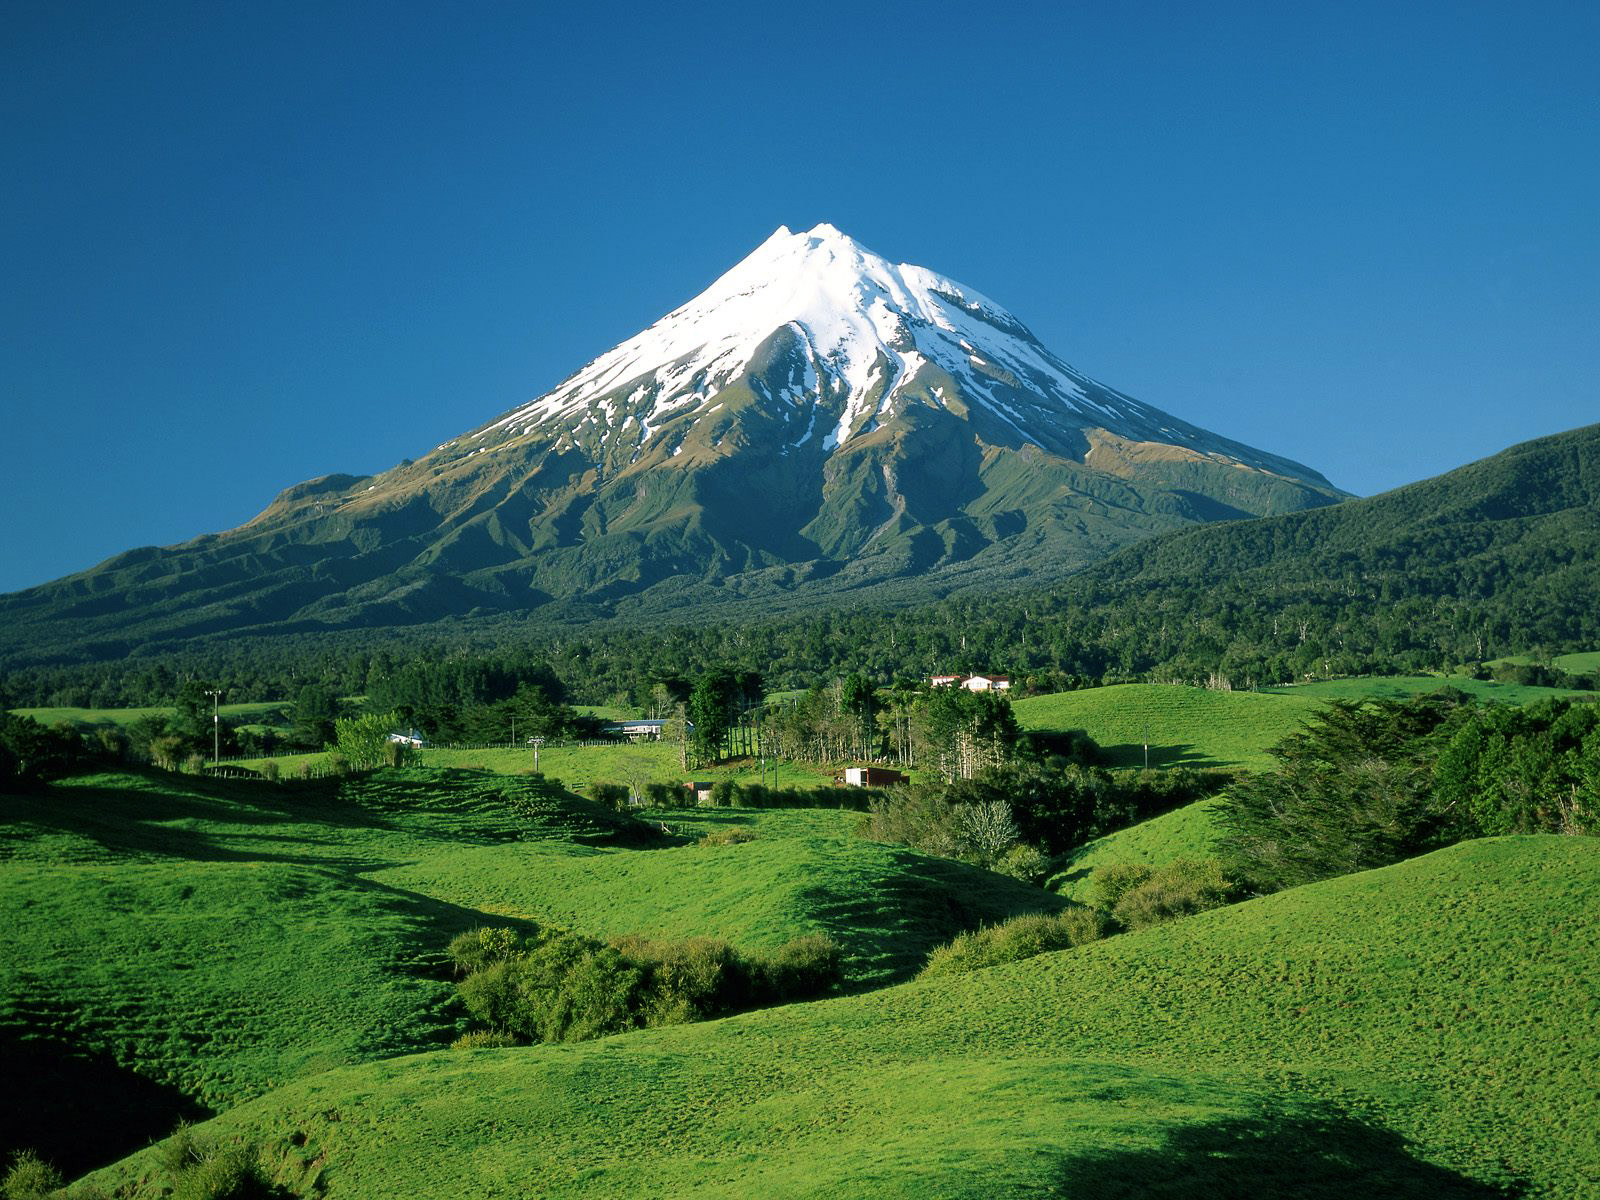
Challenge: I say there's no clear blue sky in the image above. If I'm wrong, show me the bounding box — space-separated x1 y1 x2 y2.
3 1 1596 594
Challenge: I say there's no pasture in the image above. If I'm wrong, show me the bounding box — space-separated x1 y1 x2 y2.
76 835 1600 1199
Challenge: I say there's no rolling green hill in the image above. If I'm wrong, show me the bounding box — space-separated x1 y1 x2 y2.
79 835 1600 1199
0 767 1057 1176
1045 798 1224 902
1012 683 1323 771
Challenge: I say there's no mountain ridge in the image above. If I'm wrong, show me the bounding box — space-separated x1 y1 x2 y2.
0 224 1346 662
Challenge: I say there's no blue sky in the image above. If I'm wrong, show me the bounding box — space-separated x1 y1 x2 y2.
3 1 1596 594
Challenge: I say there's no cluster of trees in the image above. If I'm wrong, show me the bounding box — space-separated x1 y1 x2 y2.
1215 691 1599 892
448 923 843 1047
861 756 1228 881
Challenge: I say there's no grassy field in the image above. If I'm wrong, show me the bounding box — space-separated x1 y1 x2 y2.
1013 676 1595 773
1012 684 1324 771
13 701 289 729
1263 675 1596 705
234 741 863 792
0 767 1053 1178
78 834 1600 1199
1045 798 1224 902
1486 649 1600 674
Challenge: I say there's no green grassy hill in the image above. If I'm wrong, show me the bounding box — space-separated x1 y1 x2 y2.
0 767 1055 1177
81 835 1600 1199
1045 798 1224 902
1013 683 1323 771
1013 676 1592 773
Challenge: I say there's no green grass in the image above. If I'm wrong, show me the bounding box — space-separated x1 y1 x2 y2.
1263 674 1595 705
241 742 863 790
1 766 1053 1177
12 701 289 729
1013 684 1324 771
1045 798 1225 902
81 835 1600 1198
1485 649 1600 674
1014 676 1596 773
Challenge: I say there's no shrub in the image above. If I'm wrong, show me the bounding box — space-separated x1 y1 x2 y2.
170 1143 277 1200
698 826 758 847
452 1029 519 1049
2 1150 62 1200
447 925 525 976
332 712 402 770
588 782 630 812
755 933 845 1002
1090 862 1154 912
184 752 207 775
995 842 1050 884
325 752 353 778
918 908 1103 980
1110 858 1238 931
259 759 280 782
623 936 747 1024
158 1125 279 1200
643 781 677 807
709 780 739 807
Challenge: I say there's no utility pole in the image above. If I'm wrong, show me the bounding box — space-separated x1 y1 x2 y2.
530 736 544 775
205 689 224 765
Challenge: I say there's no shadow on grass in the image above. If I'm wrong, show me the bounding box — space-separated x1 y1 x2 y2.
0 1023 209 1179
3 767 664 869
1098 741 1228 770
796 847 1068 988
1050 1108 1520 1199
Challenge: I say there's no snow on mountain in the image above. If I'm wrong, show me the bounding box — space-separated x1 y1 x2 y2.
450 223 1316 482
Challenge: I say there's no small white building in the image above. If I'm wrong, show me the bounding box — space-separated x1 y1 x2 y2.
387 729 429 748
929 674 1012 692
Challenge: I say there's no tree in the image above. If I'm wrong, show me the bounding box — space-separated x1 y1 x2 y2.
689 669 742 765
334 711 409 770
290 683 338 749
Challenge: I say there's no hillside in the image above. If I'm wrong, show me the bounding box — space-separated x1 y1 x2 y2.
80 836 1600 1198
1046 798 1224 902
0 768 1057 1176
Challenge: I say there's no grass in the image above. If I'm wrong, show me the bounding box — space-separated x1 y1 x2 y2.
0 766 1054 1177
1045 798 1225 902
1014 676 1595 773
79 835 1600 1198
235 741 863 791
1013 684 1323 771
1485 649 1600 674
1263 675 1596 705
13 701 288 729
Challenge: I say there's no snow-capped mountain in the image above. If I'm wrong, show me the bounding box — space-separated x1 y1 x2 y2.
1 224 1345 653
445 222 1321 482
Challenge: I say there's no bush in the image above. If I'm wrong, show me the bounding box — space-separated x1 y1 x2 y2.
709 780 739 807
1109 858 1237 931
588 782 630 812
698 826 758 847
643 781 677 807
452 1029 519 1049
995 842 1050 884
446 925 525 976
918 908 1103 980
452 927 844 1046
755 933 845 1001
259 759 280 782
158 1124 280 1200
2 1150 62 1199
1090 863 1154 912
